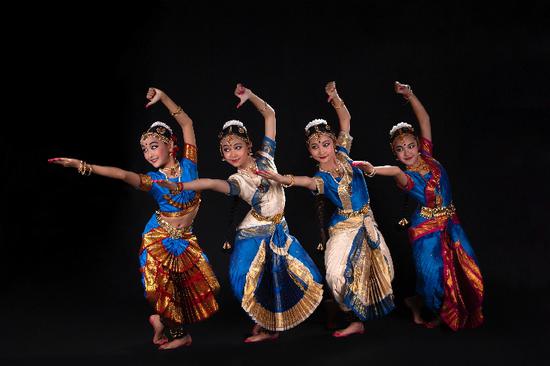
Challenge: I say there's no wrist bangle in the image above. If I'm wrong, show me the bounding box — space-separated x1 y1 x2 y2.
257 101 268 112
78 160 93 176
171 105 183 117
281 174 295 188
365 167 376 178
170 182 184 195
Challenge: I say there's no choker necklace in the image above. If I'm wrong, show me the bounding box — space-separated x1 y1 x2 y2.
160 161 181 179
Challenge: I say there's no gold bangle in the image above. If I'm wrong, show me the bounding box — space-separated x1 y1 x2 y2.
171 105 183 117
170 182 184 195
257 101 268 112
365 167 376 178
281 174 295 188
78 160 93 176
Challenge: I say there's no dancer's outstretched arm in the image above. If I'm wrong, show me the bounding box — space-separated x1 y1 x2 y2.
155 178 231 195
352 160 409 187
395 81 431 141
255 170 317 191
146 87 196 146
234 83 276 140
326 81 351 134
48 157 142 188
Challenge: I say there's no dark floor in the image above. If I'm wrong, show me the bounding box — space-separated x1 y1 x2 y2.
1 287 547 366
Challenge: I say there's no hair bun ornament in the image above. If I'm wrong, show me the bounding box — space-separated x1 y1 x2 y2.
389 122 414 138
222 120 247 131
305 118 328 132
150 121 173 135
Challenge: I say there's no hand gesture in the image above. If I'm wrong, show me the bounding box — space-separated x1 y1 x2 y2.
234 83 251 108
325 81 339 103
394 81 413 99
145 87 165 108
351 160 375 174
255 169 284 183
48 157 80 169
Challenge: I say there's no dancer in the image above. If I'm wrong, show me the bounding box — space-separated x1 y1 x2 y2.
257 81 395 338
353 81 484 330
49 87 220 349
157 83 324 343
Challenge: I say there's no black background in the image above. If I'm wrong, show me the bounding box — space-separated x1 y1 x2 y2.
3 1 549 365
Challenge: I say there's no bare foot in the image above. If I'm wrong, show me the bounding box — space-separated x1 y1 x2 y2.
244 332 279 343
404 296 425 325
424 316 441 329
148 314 168 345
251 324 262 335
158 334 192 350
332 322 365 338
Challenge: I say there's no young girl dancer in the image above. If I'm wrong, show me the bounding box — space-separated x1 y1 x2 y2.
49 88 220 349
158 84 323 343
257 81 395 337
353 81 484 330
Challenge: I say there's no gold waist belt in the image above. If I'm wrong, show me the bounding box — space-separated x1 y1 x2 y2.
155 211 192 239
159 210 187 217
419 203 456 219
250 210 284 224
337 203 370 218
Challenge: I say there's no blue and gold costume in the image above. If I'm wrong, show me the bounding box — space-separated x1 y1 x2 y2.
399 137 483 330
226 136 323 331
138 143 219 332
312 132 395 321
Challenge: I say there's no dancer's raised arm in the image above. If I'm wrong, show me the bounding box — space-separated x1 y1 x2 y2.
326 81 350 135
234 83 276 140
146 87 196 146
395 81 431 141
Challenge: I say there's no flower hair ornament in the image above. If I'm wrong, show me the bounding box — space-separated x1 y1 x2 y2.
218 119 252 157
222 119 247 132
140 121 174 145
305 118 336 143
389 122 415 143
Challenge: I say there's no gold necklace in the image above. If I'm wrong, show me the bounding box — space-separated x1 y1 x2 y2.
160 161 181 178
320 160 352 195
319 160 344 179
239 158 269 192
238 158 257 178
407 156 430 174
